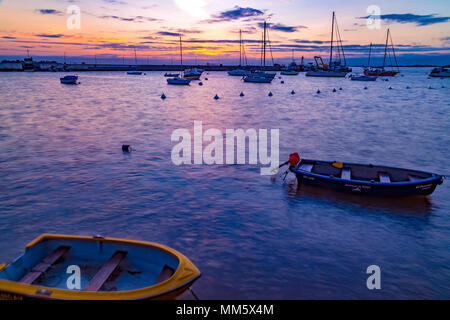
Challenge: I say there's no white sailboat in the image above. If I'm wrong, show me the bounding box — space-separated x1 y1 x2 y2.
228 30 249 76
306 12 350 77
244 21 275 83
127 47 143 75
167 37 191 85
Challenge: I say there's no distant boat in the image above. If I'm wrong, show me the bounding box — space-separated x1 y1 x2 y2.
306 12 350 77
280 70 299 75
242 76 273 83
285 156 443 197
183 68 202 80
167 77 191 85
60 75 78 84
429 66 450 78
127 47 142 75
228 30 249 76
0 234 201 300
243 21 274 83
164 72 179 77
349 74 377 81
364 30 399 77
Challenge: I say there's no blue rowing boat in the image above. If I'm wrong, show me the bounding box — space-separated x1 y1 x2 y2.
284 155 443 197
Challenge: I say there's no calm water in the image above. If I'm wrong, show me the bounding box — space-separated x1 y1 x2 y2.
0 68 449 299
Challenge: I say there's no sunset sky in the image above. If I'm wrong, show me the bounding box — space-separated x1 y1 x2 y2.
0 0 449 65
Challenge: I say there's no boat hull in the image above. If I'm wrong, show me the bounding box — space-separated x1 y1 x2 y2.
243 76 272 83
305 70 348 77
364 70 398 77
291 160 443 197
350 75 377 81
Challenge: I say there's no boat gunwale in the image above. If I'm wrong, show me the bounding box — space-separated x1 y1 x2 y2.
0 234 201 300
291 159 443 186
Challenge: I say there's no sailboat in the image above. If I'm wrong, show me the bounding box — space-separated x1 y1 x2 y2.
349 43 377 81
306 12 350 77
127 47 143 75
228 30 249 76
244 21 275 83
364 29 399 76
281 50 300 75
167 37 191 85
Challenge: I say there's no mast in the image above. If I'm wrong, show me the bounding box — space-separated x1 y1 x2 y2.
134 47 137 66
179 36 183 69
329 11 335 65
263 21 267 69
238 29 241 66
367 42 372 67
383 29 389 68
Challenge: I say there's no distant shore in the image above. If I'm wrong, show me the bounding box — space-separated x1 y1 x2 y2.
0 60 442 72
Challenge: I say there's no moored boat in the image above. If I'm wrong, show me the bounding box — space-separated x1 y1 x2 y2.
0 234 201 300
243 75 273 83
164 73 179 77
429 66 450 78
228 69 248 76
127 71 142 75
280 70 299 75
282 154 443 197
167 77 191 85
60 75 78 84
363 30 399 77
349 74 377 81
305 69 347 77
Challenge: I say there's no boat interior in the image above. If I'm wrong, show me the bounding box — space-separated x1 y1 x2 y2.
0 238 179 292
297 160 433 183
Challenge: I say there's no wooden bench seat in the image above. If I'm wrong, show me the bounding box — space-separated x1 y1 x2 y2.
84 251 127 292
299 163 314 172
341 167 351 180
20 246 70 284
408 175 422 182
378 172 391 183
156 264 175 284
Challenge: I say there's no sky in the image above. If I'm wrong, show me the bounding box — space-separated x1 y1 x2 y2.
0 0 449 65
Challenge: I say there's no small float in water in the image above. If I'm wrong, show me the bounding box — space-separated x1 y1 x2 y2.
280 153 443 197
0 234 201 300
60 75 78 84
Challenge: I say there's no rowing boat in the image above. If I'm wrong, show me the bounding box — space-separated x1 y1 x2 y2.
288 158 443 197
0 234 200 300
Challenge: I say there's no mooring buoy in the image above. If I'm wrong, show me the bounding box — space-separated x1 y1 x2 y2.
281 80 284 84
291 90 295 95
205 77 208 80
316 89 321 94
240 92 244 97
268 91 273 97
339 87 342 90
214 94 219 100
199 82 203 86
389 86 393 90
364 87 368 90
406 86 410 89
161 93 166 99
332 88 336 92
122 145 132 152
